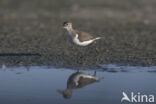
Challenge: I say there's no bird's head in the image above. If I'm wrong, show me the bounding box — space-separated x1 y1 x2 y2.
63 21 72 30
57 89 72 99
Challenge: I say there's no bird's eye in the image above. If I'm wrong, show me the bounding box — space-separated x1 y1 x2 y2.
63 21 68 26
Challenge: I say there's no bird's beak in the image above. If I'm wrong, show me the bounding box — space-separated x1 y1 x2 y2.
57 90 64 94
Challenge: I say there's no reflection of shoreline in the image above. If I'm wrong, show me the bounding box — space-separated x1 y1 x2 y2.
1 64 7 72
0 64 30 73
58 71 100 99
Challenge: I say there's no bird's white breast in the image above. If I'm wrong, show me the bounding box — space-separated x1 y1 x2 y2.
73 34 94 46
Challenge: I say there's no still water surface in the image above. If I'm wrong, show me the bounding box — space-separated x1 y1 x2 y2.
0 64 156 104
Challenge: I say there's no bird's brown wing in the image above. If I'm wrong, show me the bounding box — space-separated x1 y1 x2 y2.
75 30 95 42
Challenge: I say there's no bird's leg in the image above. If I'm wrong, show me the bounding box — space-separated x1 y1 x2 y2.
93 41 100 65
76 68 80 72
93 71 96 76
94 41 96 45
93 41 99 52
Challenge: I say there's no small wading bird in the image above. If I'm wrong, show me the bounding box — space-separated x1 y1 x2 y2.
57 71 100 99
63 21 102 47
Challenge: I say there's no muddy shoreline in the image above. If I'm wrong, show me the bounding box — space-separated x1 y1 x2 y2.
0 0 156 68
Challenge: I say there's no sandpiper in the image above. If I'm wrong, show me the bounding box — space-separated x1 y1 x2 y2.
58 71 100 99
63 21 101 46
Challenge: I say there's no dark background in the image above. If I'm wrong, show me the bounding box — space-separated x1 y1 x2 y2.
0 0 156 67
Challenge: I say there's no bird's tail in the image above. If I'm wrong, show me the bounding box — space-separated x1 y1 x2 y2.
95 37 101 40
95 37 104 40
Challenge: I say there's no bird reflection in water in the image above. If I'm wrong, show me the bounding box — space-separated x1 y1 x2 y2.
58 71 101 99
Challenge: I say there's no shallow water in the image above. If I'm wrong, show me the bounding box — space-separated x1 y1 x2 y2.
0 65 156 104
